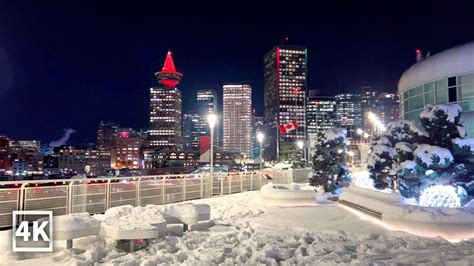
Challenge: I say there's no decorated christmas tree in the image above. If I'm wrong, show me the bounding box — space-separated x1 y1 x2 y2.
309 128 351 193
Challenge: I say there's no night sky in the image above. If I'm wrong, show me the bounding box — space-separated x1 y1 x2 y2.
1 1 474 145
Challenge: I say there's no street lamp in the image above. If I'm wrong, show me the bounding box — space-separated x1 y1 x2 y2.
207 113 217 177
297 140 304 161
257 132 264 170
356 128 363 143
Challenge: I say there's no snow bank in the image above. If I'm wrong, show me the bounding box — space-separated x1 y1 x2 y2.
420 104 462 123
54 213 100 232
96 205 166 230
414 144 453 168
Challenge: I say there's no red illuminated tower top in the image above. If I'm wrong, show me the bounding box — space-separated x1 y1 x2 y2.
155 51 183 87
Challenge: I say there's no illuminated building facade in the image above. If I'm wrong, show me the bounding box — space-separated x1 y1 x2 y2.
223 84 252 157
97 121 118 150
112 129 145 169
335 93 363 139
264 45 307 160
306 93 337 136
149 51 183 150
196 89 220 149
0 136 11 175
182 113 200 152
56 146 111 176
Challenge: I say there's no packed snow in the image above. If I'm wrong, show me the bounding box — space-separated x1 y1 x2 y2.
95 205 166 230
53 213 101 232
2 189 474 265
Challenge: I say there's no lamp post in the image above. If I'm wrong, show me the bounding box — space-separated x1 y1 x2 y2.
297 140 304 162
257 132 264 170
207 113 217 177
356 128 363 143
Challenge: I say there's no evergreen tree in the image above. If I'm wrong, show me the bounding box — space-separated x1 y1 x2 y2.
309 128 351 193
369 103 474 205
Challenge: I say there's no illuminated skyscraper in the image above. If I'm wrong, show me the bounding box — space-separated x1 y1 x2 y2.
335 93 362 139
264 44 307 160
306 92 337 136
196 89 220 149
223 84 252 157
149 51 183 150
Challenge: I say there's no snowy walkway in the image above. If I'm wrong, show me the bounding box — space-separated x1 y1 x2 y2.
2 191 474 265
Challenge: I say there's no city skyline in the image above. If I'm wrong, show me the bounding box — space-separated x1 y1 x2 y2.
1 2 474 144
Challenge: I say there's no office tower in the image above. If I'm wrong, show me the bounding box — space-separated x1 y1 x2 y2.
97 121 118 150
374 92 400 125
306 92 337 136
264 44 307 160
196 89 220 149
182 113 200 152
0 135 11 175
361 86 379 133
251 112 264 159
335 93 363 139
223 84 252 157
112 128 145 169
149 51 183 150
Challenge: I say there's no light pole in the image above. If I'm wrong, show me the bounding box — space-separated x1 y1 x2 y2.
207 113 217 177
356 128 363 143
257 131 264 170
297 140 304 162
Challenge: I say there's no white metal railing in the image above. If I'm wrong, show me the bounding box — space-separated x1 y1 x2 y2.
0 171 269 229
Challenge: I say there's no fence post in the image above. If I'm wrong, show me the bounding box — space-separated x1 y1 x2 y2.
229 175 232 194
200 175 204 198
162 178 166 205
68 180 75 214
136 177 142 206
220 176 224 196
240 172 243 192
250 172 253 191
105 180 111 210
182 176 186 201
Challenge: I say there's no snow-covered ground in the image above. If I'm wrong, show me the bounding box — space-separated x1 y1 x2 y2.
2 190 474 265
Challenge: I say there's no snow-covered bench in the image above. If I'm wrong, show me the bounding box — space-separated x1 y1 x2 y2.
260 182 316 206
163 203 211 231
43 213 101 249
96 205 167 252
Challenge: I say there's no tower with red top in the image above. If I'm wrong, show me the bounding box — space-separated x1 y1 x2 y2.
149 51 183 150
155 51 183 87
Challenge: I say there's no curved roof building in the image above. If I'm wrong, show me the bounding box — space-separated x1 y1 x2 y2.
398 42 474 135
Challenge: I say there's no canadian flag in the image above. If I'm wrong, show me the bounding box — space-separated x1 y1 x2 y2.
279 120 299 135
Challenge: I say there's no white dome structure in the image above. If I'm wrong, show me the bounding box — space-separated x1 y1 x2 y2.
398 42 474 135
399 42 474 91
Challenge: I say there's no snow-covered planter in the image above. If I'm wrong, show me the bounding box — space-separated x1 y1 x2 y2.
340 185 474 240
260 182 316 206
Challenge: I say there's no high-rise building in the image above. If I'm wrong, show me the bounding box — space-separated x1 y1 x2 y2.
149 51 183 150
361 86 379 133
97 121 118 150
335 93 362 139
306 93 337 136
196 89 220 149
251 113 264 159
112 128 145 169
223 84 252 157
374 92 400 125
182 113 200 152
264 44 307 160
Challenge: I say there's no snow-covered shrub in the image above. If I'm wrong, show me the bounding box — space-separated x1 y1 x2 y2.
309 128 351 193
368 103 474 206
367 144 395 189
